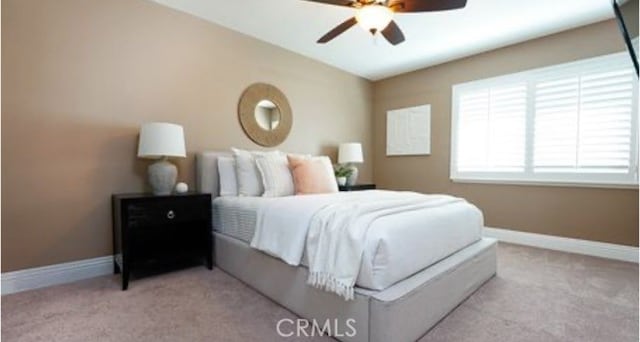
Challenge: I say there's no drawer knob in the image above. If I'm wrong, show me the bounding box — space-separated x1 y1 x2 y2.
167 210 175 219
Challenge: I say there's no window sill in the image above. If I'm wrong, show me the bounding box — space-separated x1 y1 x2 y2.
450 177 639 190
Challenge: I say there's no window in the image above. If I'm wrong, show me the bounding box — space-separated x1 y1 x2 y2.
451 52 638 187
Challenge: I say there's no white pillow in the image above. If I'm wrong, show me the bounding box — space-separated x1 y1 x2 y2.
231 148 280 196
217 156 238 197
256 154 294 197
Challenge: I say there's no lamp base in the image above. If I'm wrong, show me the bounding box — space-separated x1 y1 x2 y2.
346 165 359 186
148 159 177 195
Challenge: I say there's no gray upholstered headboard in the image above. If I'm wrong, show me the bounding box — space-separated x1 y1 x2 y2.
196 151 232 198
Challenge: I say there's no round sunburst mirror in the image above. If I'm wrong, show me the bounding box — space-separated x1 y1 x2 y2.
238 83 292 147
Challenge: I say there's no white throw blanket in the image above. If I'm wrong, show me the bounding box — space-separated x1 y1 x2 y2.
250 190 463 300
306 194 461 300
250 192 339 265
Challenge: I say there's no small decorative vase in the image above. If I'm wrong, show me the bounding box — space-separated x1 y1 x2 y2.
346 166 358 186
336 177 347 186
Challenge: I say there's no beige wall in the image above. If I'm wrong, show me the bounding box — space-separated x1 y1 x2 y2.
1 0 373 272
373 20 639 246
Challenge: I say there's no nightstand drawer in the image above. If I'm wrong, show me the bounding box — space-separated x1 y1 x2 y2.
127 197 208 227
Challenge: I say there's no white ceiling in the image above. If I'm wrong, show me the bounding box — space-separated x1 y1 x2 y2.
151 0 615 81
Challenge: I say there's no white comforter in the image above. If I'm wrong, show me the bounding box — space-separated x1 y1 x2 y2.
250 190 466 300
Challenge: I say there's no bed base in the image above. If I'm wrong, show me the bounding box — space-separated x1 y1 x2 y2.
214 233 497 342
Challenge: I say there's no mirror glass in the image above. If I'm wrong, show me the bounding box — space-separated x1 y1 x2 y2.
254 100 281 131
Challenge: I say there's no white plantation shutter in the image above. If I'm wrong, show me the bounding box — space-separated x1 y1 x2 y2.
533 68 635 173
451 52 638 187
457 84 526 172
533 77 580 169
577 69 634 171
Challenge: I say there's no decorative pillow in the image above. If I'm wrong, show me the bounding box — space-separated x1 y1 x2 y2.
256 154 295 197
287 155 339 195
217 156 238 197
231 148 280 196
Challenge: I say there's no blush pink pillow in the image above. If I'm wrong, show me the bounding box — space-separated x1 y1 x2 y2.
287 155 339 195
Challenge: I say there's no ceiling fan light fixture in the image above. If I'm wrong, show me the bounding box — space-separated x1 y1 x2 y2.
355 4 393 33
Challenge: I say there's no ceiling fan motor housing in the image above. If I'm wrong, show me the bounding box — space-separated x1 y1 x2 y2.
310 0 467 45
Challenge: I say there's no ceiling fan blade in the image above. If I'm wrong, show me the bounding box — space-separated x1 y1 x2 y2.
389 0 467 13
381 20 405 45
301 0 356 8
317 17 358 43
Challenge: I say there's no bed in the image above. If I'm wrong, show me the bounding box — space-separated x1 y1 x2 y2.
197 151 497 342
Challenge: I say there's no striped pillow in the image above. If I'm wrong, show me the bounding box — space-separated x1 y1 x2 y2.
256 154 295 197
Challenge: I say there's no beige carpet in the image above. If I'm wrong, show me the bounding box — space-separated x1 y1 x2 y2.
2 243 638 342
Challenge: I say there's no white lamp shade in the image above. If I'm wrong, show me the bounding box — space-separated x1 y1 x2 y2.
137 122 186 159
338 143 364 164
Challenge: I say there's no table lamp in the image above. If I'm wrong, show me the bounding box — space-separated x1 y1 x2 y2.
338 142 363 186
137 122 186 195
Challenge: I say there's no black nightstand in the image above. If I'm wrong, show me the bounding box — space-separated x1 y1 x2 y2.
112 193 212 290
339 184 376 191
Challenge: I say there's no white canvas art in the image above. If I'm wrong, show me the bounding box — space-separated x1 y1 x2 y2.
386 105 431 156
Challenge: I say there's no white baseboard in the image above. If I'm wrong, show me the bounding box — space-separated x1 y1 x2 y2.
484 227 639 263
1 256 113 295
2 228 637 295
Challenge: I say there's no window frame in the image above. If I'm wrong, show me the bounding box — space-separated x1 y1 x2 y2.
450 52 639 189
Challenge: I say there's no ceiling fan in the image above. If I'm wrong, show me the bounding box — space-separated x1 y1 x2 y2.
304 0 467 45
